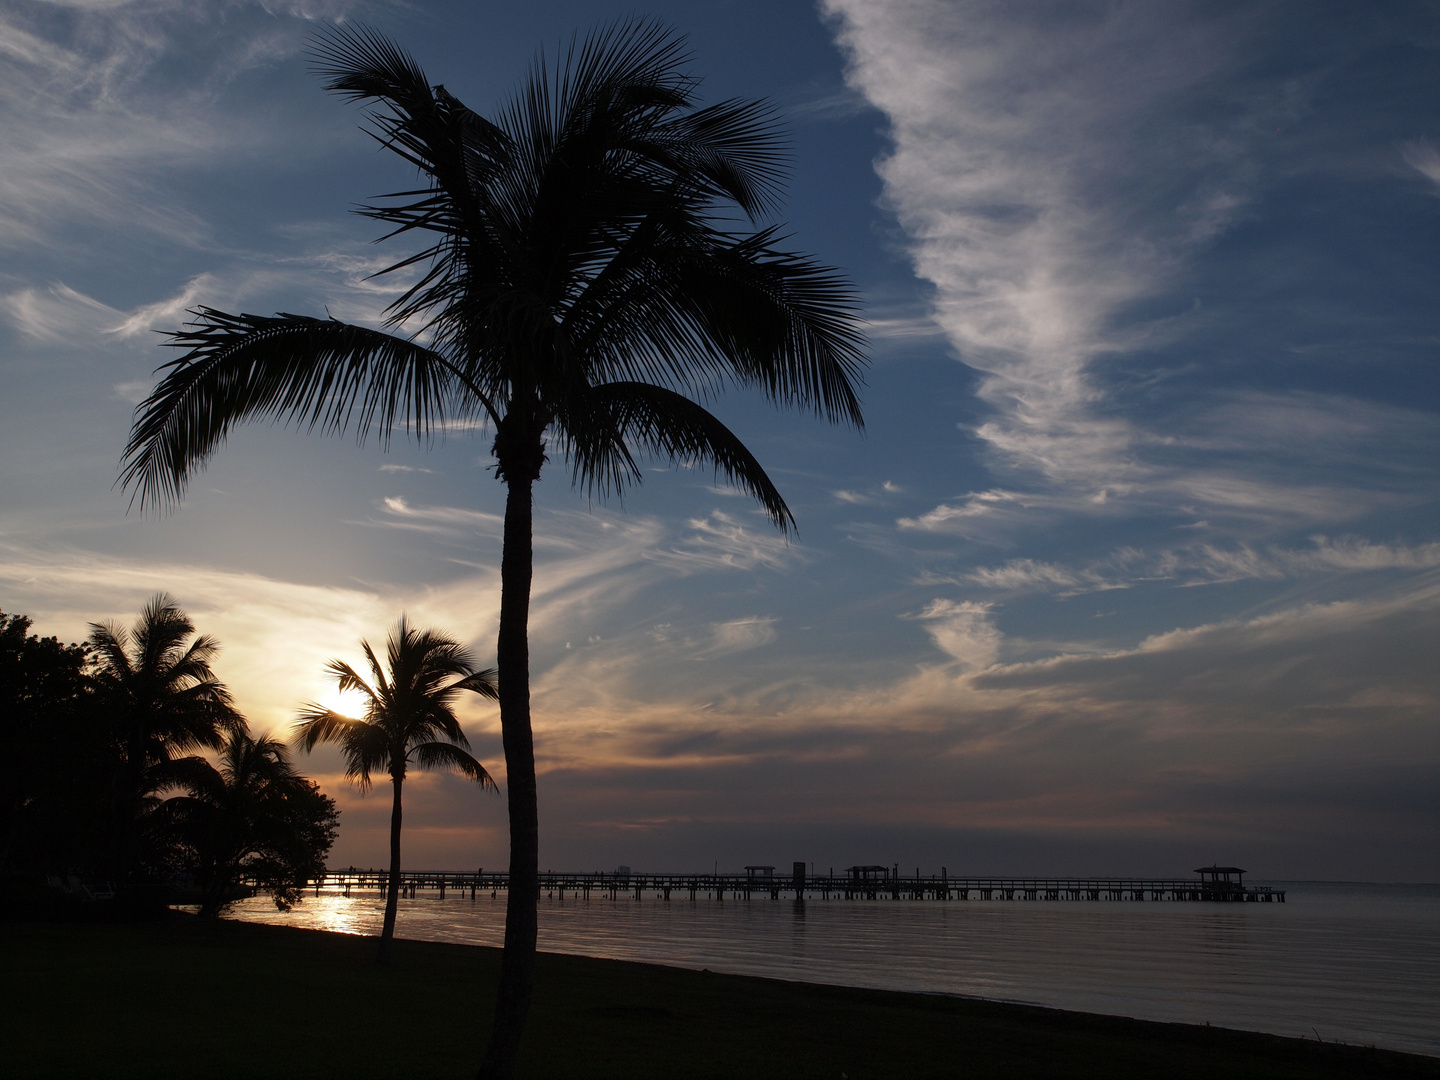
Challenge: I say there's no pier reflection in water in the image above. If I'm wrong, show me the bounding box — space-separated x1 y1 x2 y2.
224 881 1438 1059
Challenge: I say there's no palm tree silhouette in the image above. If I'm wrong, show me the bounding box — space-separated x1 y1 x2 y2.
88 593 244 886
294 617 497 963
120 21 865 1074
163 728 337 917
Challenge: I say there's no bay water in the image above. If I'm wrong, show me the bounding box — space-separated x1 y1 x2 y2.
226 881 1438 1058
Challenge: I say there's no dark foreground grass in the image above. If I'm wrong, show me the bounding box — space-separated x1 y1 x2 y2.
3 915 1435 1080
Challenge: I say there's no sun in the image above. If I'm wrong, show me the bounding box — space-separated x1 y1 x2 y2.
318 686 370 720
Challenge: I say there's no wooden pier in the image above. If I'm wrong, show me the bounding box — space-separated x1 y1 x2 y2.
284 865 1285 903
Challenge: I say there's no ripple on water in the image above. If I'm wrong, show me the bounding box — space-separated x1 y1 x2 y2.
226 881 1440 1058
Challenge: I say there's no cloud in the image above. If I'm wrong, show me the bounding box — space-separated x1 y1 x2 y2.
695 616 779 659
866 313 946 340
504 576 1440 877
107 274 218 338
897 488 1111 539
821 1 1277 488
12 533 1429 878
960 536 1440 595
895 389 1432 536
962 558 1084 591
375 496 504 536
0 8 217 247
0 283 120 342
0 242 410 354
974 580 1440 729
0 1 377 252
645 510 798 574
820 1 1435 549
1402 140 1440 191
0 543 498 735
783 83 873 121
908 598 1001 672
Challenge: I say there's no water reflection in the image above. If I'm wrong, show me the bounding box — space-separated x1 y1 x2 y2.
790 898 806 959
226 882 1439 1057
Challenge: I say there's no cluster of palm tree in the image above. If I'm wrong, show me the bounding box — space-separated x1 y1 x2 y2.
1 595 340 912
3 594 498 939
158 731 338 917
118 18 865 1078
88 593 247 886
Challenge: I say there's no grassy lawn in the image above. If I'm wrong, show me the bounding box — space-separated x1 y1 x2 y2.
3 915 1435 1079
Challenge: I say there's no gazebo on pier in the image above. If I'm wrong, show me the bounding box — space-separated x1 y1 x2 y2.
1195 865 1246 900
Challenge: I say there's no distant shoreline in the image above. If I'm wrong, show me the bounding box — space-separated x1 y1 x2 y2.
6 914 1437 1078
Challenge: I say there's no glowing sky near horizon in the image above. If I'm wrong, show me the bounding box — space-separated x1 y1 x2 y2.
2 0 1437 880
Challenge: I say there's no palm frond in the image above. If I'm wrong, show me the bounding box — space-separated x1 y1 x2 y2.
120 311 462 512
563 381 793 531
293 707 369 753
327 659 379 707
86 620 133 680
410 741 498 791
133 593 194 672
452 666 499 701
563 225 866 428
154 754 224 799
360 640 391 701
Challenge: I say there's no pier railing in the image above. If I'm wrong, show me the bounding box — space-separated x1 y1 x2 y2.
276 870 1285 903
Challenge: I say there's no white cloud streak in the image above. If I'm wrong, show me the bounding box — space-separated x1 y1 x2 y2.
696 616 779 658
909 598 1000 672
1403 140 1440 191
0 1 378 251
822 1 1264 487
960 536 1440 595
821 1 1411 544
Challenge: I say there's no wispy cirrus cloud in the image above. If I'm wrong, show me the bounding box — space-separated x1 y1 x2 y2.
0 282 121 343
896 388 1436 537
1402 140 1440 191
821 0 1438 555
0 0 388 253
0 240 420 369
821 0 1276 492
694 616 779 659
909 598 1001 672
645 510 799 574
957 536 1440 596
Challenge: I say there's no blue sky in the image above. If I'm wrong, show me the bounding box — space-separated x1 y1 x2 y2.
2 0 1437 880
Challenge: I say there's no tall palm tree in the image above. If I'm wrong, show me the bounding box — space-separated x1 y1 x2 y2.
120 21 865 1076
162 729 338 917
294 617 498 963
88 593 244 885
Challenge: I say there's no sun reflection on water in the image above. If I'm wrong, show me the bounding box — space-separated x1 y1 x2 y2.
224 883 1439 1058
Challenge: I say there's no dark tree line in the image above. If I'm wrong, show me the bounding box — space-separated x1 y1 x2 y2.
1 596 337 914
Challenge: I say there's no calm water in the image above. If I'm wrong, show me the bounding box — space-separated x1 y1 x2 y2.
226 881 1439 1057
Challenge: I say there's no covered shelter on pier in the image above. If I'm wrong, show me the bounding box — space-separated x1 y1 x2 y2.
1195 865 1246 898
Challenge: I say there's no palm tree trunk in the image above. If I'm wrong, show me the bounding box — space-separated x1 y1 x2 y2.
378 771 403 965
480 470 539 1080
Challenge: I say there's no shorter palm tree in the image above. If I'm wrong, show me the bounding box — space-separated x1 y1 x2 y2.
295 617 498 962
88 593 244 886
162 730 339 916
